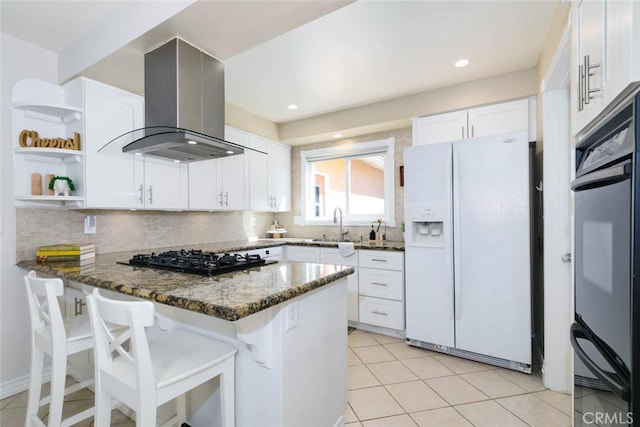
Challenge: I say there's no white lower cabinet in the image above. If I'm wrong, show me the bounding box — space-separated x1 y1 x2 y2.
285 246 320 263
284 245 405 331
358 250 405 331
320 248 359 322
358 297 404 331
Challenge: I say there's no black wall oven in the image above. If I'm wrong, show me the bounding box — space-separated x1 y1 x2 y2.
571 87 639 426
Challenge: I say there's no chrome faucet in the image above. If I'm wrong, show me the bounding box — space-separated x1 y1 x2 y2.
333 207 349 241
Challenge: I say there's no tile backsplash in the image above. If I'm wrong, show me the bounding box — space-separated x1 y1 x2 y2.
16 209 275 260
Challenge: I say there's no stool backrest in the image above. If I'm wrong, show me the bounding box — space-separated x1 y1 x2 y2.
24 270 65 346
86 289 156 397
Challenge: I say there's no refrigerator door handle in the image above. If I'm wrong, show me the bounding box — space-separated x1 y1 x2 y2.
452 149 461 321
570 317 630 402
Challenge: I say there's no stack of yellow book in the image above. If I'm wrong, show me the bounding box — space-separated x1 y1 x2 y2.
36 243 95 269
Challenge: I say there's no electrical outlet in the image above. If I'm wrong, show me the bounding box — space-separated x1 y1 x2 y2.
285 301 299 330
84 216 96 234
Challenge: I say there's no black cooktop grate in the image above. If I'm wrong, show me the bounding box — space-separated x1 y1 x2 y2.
123 249 273 276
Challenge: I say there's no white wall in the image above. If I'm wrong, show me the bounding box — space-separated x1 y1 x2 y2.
0 32 59 397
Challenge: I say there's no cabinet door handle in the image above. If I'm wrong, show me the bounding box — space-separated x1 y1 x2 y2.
578 63 585 111
471 125 475 138
218 191 224 207
138 184 144 204
371 282 388 287
148 185 153 204
372 310 388 316
461 126 465 139
224 192 229 207
585 55 601 104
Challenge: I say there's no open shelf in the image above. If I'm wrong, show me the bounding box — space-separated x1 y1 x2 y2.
13 102 82 123
14 195 85 208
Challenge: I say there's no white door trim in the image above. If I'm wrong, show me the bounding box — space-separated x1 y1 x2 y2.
541 24 573 393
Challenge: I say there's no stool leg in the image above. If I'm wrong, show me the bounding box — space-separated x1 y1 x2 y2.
47 350 67 427
136 404 157 427
94 387 112 427
25 345 44 427
176 394 186 424
220 358 235 427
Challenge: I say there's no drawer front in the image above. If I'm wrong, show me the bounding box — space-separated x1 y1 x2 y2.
359 268 403 300
358 250 404 271
285 246 320 263
320 248 358 266
359 296 404 330
248 246 284 261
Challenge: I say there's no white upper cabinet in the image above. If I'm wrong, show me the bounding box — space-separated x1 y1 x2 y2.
189 127 248 210
67 77 188 210
226 126 291 212
268 141 291 212
603 1 640 108
571 0 640 135
143 157 189 210
413 110 468 145
571 0 606 134
188 159 217 210
467 100 530 139
12 79 85 208
413 99 530 146
68 78 144 208
247 135 270 211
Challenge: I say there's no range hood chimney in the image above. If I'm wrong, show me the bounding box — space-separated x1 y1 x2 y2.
100 38 246 162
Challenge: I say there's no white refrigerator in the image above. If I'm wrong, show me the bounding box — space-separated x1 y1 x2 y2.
404 131 531 369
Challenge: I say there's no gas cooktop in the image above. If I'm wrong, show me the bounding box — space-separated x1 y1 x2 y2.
121 249 276 276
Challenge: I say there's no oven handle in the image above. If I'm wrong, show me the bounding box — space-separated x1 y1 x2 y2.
571 161 631 192
570 316 630 401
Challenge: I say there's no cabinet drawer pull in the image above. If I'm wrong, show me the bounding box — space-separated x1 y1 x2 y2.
74 297 86 316
224 192 229 207
372 310 388 316
370 258 388 262
148 185 153 204
371 282 388 287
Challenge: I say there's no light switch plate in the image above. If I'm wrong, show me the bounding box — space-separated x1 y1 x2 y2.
84 216 96 234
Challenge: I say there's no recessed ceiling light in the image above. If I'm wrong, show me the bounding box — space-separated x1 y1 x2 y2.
226 150 234 154
288 104 298 110
134 152 142 156
333 133 343 138
187 140 197 145
173 159 181 163
455 58 470 68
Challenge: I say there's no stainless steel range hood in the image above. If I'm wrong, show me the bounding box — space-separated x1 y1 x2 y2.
100 38 246 162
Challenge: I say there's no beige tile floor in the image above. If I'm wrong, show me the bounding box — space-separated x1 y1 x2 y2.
345 330 572 427
0 378 134 427
1 329 572 426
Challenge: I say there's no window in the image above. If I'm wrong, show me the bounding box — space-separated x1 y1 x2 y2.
299 138 395 226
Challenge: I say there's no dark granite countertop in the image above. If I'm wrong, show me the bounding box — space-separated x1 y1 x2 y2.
250 238 405 252
17 243 355 321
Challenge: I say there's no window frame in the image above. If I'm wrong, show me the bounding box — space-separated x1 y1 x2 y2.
298 138 395 227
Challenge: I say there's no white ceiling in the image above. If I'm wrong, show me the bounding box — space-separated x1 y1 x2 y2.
1 0 558 126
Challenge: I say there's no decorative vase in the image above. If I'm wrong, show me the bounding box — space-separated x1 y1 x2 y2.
52 179 71 196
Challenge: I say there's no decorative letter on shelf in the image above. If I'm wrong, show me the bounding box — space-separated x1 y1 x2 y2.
19 129 81 150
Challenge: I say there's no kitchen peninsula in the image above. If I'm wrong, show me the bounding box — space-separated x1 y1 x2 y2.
18 243 354 427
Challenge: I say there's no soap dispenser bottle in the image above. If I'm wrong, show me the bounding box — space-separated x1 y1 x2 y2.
369 226 376 241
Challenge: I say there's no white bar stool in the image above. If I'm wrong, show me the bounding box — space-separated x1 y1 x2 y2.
23 270 95 427
86 288 237 427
